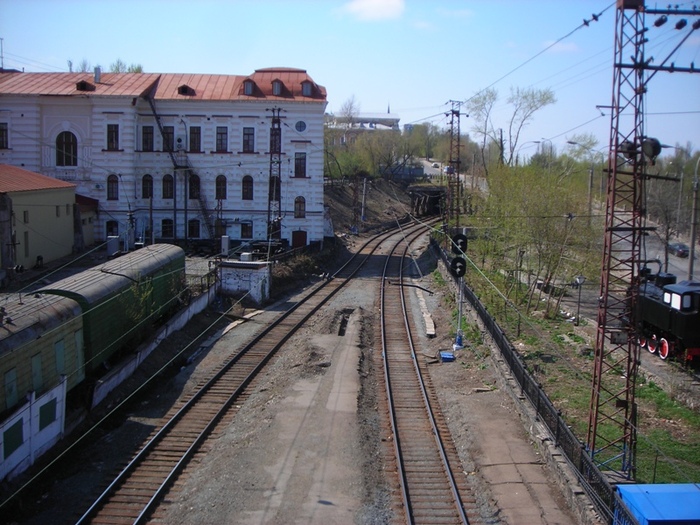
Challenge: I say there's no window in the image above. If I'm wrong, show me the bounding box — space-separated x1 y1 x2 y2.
295 121 306 133
55 340 65 376
242 175 254 200
107 124 119 150
241 222 253 239
188 219 200 238
294 196 306 218
23 210 29 223
4 368 18 410
216 175 227 200
272 80 282 96
216 126 228 152
0 123 8 149
269 176 280 202
142 125 154 151
107 174 119 200
161 218 174 238
162 174 174 199
142 174 153 199
56 131 78 166
189 126 201 153
106 220 119 237
244 80 254 96
243 127 255 153
66 204 70 215
56 205 60 217
188 174 200 199
270 127 281 154
294 152 307 178
31 354 43 392
162 125 174 152
301 81 313 97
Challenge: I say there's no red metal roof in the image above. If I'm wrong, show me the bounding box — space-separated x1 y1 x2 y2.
0 164 76 193
0 68 327 102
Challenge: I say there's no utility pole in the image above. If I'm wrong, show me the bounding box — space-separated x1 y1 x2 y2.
588 2 700 481
447 100 462 227
267 107 282 243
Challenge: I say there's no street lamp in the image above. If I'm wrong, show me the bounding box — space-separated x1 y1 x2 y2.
575 275 586 326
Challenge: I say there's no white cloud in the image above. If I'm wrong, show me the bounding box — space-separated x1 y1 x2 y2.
340 0 405 21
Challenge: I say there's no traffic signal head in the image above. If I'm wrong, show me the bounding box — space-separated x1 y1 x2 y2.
451 256 466 277
452 233 468 254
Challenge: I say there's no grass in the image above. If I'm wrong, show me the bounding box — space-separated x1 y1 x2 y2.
451 253 700 484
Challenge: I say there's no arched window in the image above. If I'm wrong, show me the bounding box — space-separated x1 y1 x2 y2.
216 175 227 200
188 219 200 238
189 174 200 199
294 196 306 218
162 174 173 199
142 174 153 199
56 131 78 166
161 218 174 238
242 175 254 200
107 174 119 200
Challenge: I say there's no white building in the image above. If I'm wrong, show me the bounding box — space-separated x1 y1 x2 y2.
0 67 328 251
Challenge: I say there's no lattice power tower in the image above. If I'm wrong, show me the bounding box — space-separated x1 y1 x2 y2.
588 0 699 479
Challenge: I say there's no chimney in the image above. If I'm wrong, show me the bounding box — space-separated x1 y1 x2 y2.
94 66 101 83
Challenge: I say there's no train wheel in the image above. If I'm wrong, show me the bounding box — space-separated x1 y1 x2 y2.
658 338 670 360
638 336 647 349
647 335 658 354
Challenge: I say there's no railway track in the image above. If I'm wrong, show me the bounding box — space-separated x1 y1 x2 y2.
74 220 435 524
380 228 478 524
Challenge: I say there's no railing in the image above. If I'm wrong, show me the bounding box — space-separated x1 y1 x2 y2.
432 238 636 525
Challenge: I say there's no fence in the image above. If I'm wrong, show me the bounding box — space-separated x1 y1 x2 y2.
433 239 635 525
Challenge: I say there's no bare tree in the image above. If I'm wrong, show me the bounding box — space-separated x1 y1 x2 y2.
504 87 556 166
466 88 498 177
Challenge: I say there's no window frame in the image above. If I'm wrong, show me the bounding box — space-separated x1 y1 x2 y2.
162 174 174 199
0 122 8 149
142 174 153 199
189 126 201 153
56 131 78 167
242 175 254 201
107 174 119 201
294 152 307 178
162 125 174 152
241 222 253 239
142 125 154 152
106 124 120 151
216 126 228 153
161 218 174 238
294 196 306 218
216 175 227 200
243 127 255 153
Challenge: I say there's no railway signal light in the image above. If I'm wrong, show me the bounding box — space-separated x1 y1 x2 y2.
451 257 466 277
452 233 468 254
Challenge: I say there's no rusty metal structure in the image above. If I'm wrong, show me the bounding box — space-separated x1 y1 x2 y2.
588 0 700 479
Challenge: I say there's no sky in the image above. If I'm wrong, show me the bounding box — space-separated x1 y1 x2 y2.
1 0 699 161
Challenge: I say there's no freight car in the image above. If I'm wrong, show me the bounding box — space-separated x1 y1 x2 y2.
0 244 186 418
636 269 700 363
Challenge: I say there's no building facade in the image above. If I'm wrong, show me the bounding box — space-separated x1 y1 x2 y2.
0 164 76 273
0 68 327 251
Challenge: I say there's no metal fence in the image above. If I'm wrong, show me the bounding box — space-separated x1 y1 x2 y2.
433 239 636 525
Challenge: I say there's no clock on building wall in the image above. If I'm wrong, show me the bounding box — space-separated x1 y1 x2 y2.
295 121 306 132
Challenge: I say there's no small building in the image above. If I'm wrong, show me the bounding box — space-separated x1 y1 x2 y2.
0 164 76 274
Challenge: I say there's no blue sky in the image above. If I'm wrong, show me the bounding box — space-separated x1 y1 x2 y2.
1 0 698 158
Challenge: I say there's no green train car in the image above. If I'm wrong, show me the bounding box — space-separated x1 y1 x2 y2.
0 244 186 417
